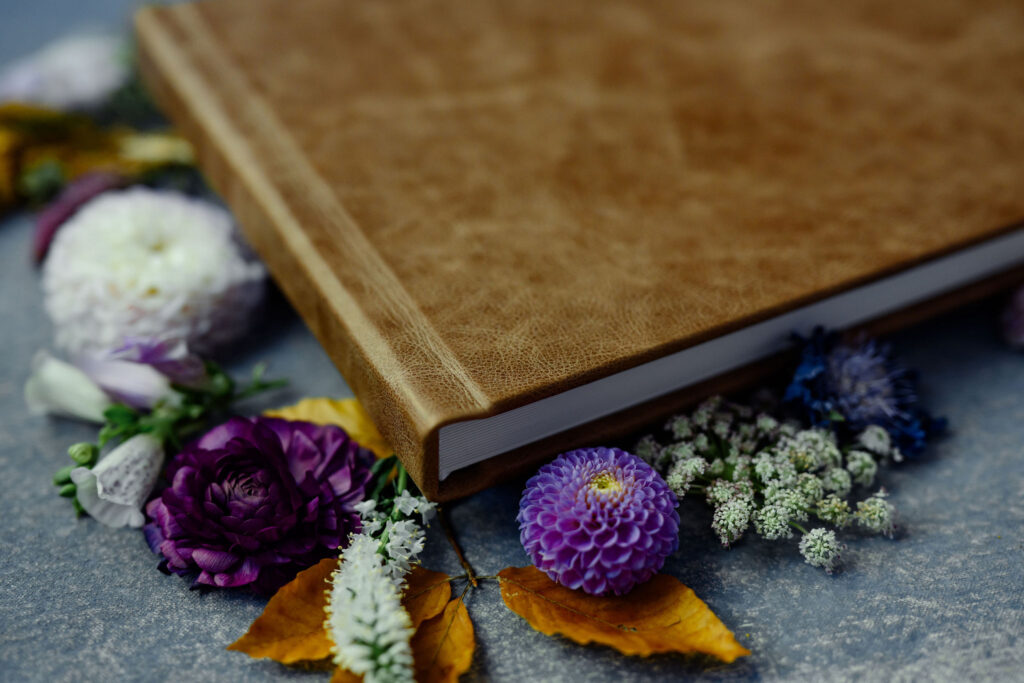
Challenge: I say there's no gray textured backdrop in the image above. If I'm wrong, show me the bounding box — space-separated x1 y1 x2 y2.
1 2 1023 681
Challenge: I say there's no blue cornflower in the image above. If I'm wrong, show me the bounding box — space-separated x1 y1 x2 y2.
784 328 944 456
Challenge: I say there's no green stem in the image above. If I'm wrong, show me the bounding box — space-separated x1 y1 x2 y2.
790 521 809 535
234 378 288 402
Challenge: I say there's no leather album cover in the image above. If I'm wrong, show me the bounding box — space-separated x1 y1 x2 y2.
135 0 1024 500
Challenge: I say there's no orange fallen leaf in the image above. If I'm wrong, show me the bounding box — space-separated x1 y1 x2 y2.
330 668 361 683
497 566 750 663
329 569 462 682
232 560 453 674
410 596 476 683
404 567 453 628
227 557 338 664
264 397 392 458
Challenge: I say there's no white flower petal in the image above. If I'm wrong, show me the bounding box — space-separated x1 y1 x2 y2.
42 188 265 354
0 31 127 110
71 433 164 528
24 350 111 422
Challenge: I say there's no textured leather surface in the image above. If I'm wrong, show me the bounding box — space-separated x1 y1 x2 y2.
136 0 1024 498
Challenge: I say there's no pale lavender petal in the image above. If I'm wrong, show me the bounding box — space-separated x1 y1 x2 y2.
75 354 172 409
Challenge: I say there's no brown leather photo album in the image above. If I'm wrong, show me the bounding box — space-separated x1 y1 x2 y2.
136 0 1024 500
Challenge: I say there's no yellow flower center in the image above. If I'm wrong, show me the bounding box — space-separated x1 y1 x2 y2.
589 471 622 493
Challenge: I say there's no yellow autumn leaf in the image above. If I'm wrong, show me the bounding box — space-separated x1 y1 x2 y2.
227 557 338 664
497 566 750 663
403 567 454 629
231 562 452 671
329 569 463 682
264 397 392 458
410 597 476 683
330 668 361 683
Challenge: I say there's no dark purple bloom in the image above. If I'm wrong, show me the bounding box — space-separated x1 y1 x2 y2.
784 328 945 456
144 416 374 594
517 447 679 596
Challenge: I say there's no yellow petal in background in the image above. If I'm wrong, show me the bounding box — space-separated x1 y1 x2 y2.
264 397 392 458
497 566 750 663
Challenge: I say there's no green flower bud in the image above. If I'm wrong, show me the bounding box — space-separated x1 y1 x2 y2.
68 442 99 466
58 483 77 498
53 465 75 486
209 372 233 397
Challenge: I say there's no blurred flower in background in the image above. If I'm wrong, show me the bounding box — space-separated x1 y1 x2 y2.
0 31 129 111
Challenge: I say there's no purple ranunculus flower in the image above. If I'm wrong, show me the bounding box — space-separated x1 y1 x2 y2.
144 416 374 594
517 447 679 596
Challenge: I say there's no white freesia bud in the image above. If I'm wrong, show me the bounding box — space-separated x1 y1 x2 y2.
70 433 164 528
24 350 112 422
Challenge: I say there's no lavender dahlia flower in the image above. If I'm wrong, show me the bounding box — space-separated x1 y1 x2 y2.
518 447 679 596
144 416 374 594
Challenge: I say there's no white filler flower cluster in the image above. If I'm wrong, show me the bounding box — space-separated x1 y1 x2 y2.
326 494 435 683
639 395 899 573
326 533 415 683
43 188 265 354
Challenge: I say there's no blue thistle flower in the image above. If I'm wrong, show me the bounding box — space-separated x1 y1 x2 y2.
783 328 945 456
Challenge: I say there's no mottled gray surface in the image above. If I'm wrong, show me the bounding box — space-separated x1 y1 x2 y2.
2 4 1024 681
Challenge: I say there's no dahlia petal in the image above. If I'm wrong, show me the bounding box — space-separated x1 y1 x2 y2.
615 523 641 546
566 528 595 552
600 544 631 566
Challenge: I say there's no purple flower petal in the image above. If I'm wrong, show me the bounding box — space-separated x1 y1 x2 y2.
33 172 125 264
144 415 374 594
517 447 679 596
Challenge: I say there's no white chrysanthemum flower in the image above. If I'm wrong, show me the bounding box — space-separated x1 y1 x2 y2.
326 533 415 683
0 31 128 110
42 188 265 354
